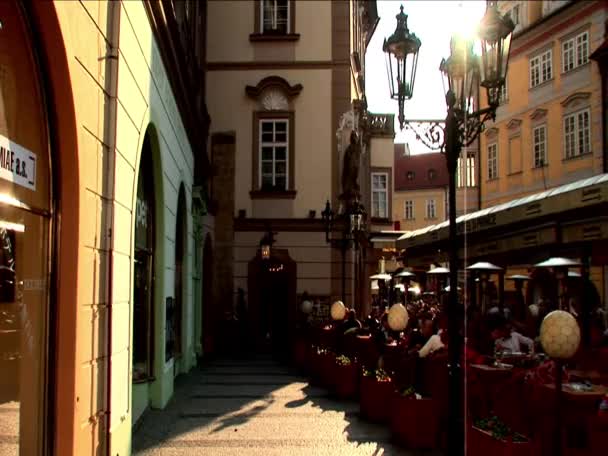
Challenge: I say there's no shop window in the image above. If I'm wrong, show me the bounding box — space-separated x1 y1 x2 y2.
133 138 155 382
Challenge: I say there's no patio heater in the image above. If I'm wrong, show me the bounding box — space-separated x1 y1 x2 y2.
467 261 504 314
393 270 416 305
534 257 581 311
506 274 530 323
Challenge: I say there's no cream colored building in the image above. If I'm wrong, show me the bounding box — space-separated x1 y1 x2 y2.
205 0 380 345
0 1 211 455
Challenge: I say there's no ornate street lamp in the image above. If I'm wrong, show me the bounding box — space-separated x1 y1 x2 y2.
383 5 421 130
383 3 514 454
260 229 276 260
322 199 367 305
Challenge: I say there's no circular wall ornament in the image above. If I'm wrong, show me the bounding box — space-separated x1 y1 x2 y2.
261 89 289 111
540 310 580 359
330 300 346 321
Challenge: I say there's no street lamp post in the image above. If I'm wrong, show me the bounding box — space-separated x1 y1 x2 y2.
383 3 514 454
322 199 366 305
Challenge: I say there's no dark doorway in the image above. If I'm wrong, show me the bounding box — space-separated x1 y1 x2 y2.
248 249 296 360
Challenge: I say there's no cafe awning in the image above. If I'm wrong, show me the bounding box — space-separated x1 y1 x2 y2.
397 173 608 250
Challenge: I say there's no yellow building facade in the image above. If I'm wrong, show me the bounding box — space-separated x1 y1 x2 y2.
481 0 607 207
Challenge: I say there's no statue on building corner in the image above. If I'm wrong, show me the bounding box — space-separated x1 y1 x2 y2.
341 130 361 202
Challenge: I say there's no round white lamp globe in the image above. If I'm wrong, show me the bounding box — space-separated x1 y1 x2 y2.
388 303 409 331
301 300 313 314
540 310 581 359
330 300 346 321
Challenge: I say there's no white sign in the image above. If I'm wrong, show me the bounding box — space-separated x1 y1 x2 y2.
0 134 36 191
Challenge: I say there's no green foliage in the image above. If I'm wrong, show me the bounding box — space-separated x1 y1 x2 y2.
474 416 529 442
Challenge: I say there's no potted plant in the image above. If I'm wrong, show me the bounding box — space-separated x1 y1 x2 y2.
390 386 439 449
359 367 393 422
469 416 536 456
333 355 359 399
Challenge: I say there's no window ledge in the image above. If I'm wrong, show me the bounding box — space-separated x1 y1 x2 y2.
561 61 590 76
250 33 300 42
506 171 523 176
250 189 297 199
562 152 592 163
529 78 554 91
532 164 549 169
486 177 500 182
370 217 392 225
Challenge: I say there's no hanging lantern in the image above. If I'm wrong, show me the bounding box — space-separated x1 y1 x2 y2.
477 1 515 106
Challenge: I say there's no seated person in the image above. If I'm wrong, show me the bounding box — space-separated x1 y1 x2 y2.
342 308 362 335
491 315 534 354
418 318 445 358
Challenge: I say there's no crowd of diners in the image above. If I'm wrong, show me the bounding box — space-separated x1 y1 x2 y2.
299 274 608 407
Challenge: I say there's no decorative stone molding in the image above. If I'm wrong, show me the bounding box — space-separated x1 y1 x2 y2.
245 76 303 100
530 108 548 121
560 92 591 108
484 127 499 140
506 118 522 131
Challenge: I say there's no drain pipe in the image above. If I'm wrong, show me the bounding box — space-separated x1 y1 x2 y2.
102 2 121 455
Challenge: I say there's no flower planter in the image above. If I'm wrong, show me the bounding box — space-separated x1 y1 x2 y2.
468 426 536 456
359 374 393 423
319 351 336 390
293 337 308 371
390 393 439 449
334 361 359 399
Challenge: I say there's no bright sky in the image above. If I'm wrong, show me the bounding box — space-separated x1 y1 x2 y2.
366 0 486 152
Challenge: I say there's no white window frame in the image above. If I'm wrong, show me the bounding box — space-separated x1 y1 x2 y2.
259 118 289 190
530 49 552 88
562 31 589 73
457 153 476 188
563 108 591 159
261 0 290 34
533 125 547 167
499 77 508 104
371 172 388 219
487 143 498 180
426 199 436 220
404 200 414 220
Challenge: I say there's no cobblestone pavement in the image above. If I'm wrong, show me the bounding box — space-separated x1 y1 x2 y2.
132 357 442 456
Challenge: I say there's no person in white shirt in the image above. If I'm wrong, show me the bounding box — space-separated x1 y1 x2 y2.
419 329 445 358
492 319 534 354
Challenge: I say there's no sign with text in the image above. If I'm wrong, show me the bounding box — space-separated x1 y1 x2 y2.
0 134 36 191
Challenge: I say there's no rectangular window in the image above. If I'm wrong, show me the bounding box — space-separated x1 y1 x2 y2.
530 50 552 87
404 200 414 220
259 119 289 190
563 109 591 159
533 125 547 167
371 173 388 218
426 199 436 219
562 31 589 73
488 143 498 180
512 5 520 25
457 153 476 188
499 77 508 104
261 0 289 34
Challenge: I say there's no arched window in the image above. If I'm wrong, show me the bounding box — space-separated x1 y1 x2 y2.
133 135 155 382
